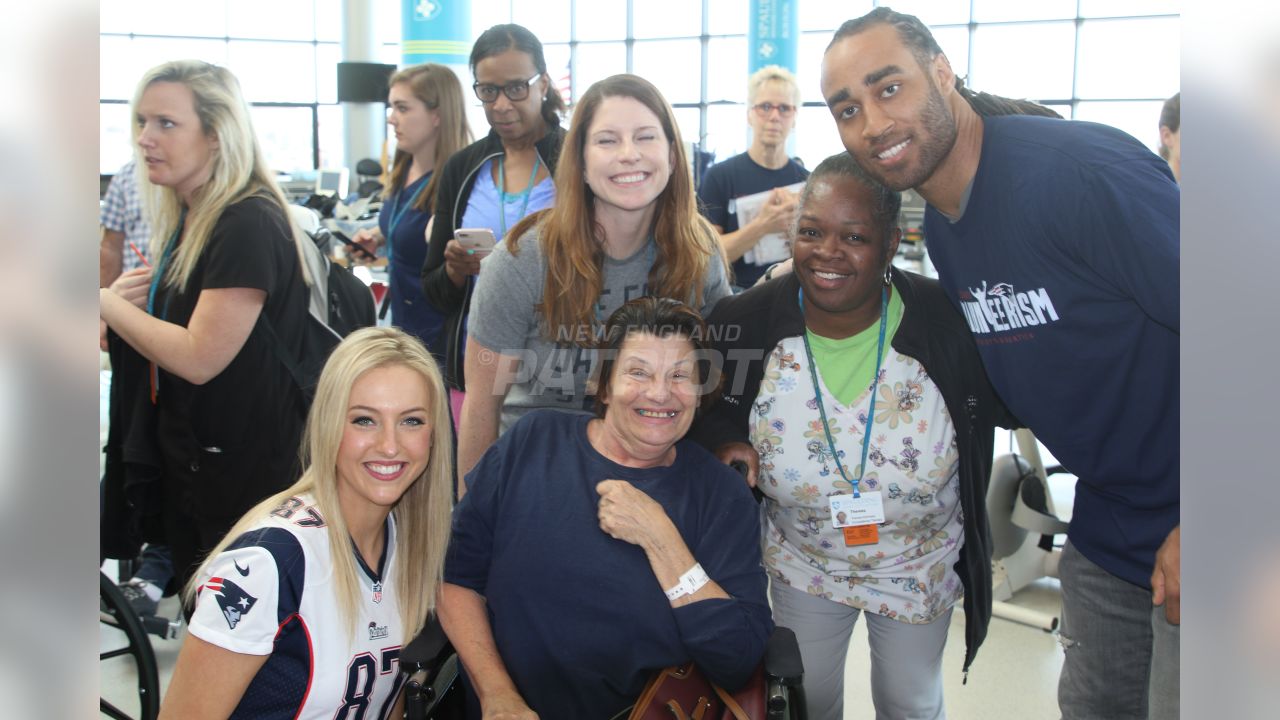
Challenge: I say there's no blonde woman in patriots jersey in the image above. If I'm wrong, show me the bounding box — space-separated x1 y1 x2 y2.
159 327 453 719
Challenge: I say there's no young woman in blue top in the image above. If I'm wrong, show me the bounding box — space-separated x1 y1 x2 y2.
353 64 471 360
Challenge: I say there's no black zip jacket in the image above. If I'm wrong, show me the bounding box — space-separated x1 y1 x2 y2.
690 268 1015 676
420 126 566 391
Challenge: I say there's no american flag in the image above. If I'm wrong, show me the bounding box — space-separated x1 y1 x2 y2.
555 58 572 106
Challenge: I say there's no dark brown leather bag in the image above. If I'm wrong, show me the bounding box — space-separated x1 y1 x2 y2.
625 662 766 720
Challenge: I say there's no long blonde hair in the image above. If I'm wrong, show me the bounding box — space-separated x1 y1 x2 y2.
384 63 473 212
507 74 724 346
185 327 454 641
132 60 306 294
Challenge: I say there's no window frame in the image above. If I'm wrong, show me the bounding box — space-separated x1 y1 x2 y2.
100 1 1181 174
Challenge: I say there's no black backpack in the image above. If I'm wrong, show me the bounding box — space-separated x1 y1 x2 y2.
264 226 376 407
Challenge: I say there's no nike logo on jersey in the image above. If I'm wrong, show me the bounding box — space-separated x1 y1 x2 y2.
234 559 250 577
202 577 259 630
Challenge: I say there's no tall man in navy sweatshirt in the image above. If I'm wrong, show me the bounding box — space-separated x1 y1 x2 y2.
821 8 1180 719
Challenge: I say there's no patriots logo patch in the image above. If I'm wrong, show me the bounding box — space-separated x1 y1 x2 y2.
986 282 1015 298
202 576 259 630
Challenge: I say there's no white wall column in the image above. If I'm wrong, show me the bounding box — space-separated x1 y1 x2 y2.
341 0 383 174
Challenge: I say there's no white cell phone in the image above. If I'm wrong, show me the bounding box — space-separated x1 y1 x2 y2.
455 228 497 255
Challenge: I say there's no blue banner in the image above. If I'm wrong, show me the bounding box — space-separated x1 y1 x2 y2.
402 0 471 66
748 0 799 73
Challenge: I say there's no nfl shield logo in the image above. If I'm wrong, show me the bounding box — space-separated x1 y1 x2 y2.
372 581 383 604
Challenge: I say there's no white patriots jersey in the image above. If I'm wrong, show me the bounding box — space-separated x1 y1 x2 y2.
188 494 406 719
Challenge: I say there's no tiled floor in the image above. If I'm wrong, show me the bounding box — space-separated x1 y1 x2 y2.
844 578 1066 719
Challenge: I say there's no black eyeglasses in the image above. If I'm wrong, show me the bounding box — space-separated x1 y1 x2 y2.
751 102 797 117
473 73 542 103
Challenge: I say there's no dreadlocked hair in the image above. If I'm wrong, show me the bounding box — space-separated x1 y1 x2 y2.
832 7 1061 120
954 80 1061 119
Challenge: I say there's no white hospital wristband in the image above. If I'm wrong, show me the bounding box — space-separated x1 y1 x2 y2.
663 563 710 601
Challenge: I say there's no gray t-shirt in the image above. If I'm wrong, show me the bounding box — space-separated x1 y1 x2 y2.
469 227 731 432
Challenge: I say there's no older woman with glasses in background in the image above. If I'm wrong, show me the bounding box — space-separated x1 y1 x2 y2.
696 65 809 289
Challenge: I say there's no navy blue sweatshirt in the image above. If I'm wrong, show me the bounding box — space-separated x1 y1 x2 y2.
925 114 1179 589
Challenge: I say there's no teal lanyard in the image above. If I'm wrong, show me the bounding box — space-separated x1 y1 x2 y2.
497 153 541 240
145 207 186 402
797 285 889 498
146 207 185 320
385 175 429 252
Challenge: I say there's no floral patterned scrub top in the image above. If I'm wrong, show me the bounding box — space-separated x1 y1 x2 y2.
750 337 965 624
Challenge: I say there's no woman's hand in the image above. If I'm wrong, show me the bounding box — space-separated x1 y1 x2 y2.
443 238 484 287
715 442 759 487
100 285 266 385
481 691 539 720
598 480 730 607
106 267 153 310
351 227 383 264
439 583 538 719
752 187 800 235
596 479 677 551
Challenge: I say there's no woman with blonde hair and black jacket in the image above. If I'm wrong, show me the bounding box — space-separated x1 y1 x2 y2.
100 60 312 596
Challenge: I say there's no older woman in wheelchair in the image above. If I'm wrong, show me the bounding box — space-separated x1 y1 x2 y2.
438 298 775 719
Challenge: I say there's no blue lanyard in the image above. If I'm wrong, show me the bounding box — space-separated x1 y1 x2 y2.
385 175 430 250
497 153 541 240
146 207 186 320
797 285 889 498
145 207 186 402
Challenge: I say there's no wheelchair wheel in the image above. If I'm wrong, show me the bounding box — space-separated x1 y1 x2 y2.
100 571 161 720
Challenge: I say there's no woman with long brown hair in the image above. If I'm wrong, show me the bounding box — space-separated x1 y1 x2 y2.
455 73 731 492
351 63 471 357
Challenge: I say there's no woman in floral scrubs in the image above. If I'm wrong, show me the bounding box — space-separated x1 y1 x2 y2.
693 153 1011 720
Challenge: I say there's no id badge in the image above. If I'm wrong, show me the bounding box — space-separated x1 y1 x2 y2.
828 492 886 527
843 525 879 546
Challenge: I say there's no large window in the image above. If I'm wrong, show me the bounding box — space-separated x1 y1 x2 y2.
100 0 1180 174
99 0 390 174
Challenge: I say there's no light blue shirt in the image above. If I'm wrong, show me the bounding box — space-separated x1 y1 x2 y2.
459 158 555 242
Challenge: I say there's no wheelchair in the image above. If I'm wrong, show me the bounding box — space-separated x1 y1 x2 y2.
100 556 183 720
99 570 161 720
397 619 806 719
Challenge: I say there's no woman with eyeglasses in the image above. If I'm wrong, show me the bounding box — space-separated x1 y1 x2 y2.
420 24 566 426
696 65 809 289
